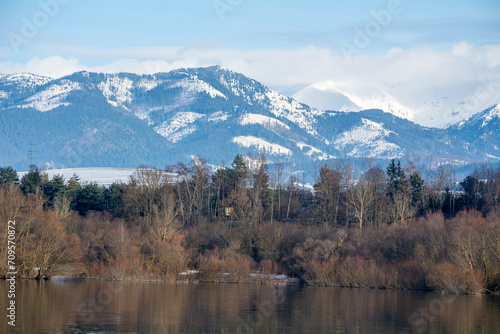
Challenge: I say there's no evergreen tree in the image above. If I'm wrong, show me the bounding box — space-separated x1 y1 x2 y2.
73 183 105 215
460 175 485 211
103 182 126 217
385 160 414 224
43 174 66 208
410 172 425 205
231 154 248 186
20 169 45 195
386 159 406 198
0 166 19 184
313 164 343 226
252 159 271 222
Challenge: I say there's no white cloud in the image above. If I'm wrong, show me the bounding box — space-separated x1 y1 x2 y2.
0 56 83 78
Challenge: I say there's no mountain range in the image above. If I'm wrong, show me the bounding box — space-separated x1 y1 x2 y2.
292 79 499 129
0 66 498 181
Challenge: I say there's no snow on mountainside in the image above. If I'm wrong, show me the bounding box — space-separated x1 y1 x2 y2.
333 118 403 159
293 82 361 112
239 113 290 131
3 73 52 88
448 104 500 160
293 79 500 129
454 104 500 129
0 66 498 176
295 142 333 161
98 76 134 108
232 136 293 156
154 112 205 142
21 80 82 112
207 111 229 123
172 77 227 99
293 81 413 121
264 89 323 138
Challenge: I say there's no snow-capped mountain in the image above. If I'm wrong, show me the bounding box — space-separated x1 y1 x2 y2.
448 104 500 160
293 80 500 129
0 66 497 180
293 82 361 112
293 81 414 120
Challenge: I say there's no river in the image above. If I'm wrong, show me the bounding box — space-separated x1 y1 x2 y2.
1 279 499 333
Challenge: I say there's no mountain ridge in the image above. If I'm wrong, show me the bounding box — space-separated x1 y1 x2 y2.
0 66 498 179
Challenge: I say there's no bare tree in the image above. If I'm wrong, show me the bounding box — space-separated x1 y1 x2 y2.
125 166 167 228
348 174 376 229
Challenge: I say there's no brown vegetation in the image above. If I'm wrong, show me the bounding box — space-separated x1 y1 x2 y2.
1 159 500 294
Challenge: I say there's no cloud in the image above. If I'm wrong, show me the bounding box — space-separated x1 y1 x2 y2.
2 42 498 88
0 55 83 78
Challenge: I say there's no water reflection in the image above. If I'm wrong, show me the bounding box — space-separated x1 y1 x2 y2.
0 280 499 333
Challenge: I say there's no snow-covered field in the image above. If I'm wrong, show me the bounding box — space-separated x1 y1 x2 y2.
18 168 139 187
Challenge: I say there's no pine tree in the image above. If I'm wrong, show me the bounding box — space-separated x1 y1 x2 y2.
231 154 248 187
20 169 44 195
252 158 271 222
385 160 414 224
386 159 406 198
410 172 425 205
0 166 19 184
313 164 343 226
43 174 65 208
460 175 485 211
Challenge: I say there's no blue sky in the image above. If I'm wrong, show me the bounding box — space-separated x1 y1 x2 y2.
2 0 499 57
0 0 499 102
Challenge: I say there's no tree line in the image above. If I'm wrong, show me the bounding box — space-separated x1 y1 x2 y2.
0 156 499 294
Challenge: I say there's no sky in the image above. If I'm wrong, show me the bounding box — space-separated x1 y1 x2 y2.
0 0 499 112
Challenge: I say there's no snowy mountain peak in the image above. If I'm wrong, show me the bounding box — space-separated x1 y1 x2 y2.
479 104 500 126
454 104 500 129
293 81 361 112
293 81 414 121
3 73 52 87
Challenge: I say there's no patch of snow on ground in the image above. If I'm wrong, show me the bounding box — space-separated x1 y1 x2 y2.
138 77 161 91
334 119 402 159
18 167 179 187
133 106 166 124
482 105 500 127
173 77 227 99
154 112 204 142
5 73 52 87
239 113 290 130
98 76 134 106
264 90 323 137
133 107 153 123
454 104 499 129
250 273 289 279
295 142 332 160
335 119 392 144
169 126 197 143
232 136 293 156
179 270 200 276
208 111 229 122
22 80 81 112
19 168 137 187
219 76 242 97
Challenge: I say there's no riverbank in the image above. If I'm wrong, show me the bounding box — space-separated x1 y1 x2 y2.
2 180 499 296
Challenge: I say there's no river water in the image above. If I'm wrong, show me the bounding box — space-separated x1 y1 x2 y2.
1 279 499 333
